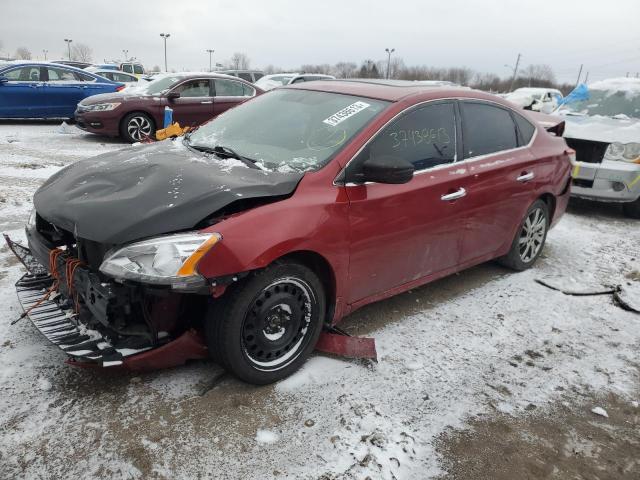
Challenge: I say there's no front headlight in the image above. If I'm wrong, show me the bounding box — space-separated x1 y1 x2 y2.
83 102 121 112
27 208 36 228
604 142 640 163
99 232 221 288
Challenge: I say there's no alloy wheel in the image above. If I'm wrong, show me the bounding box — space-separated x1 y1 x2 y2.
127 116 152 141
519 207 547 263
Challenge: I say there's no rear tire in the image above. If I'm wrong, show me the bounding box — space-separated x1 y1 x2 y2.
498 199 549 271
120 112 155 143
205 261 325 385
623 198 640 219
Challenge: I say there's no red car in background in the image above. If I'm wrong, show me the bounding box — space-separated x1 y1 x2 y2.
74 73 261 142
14 80 571 384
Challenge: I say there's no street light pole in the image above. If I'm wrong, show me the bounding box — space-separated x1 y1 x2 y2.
160 33 171 72
206 49 215 71
385 48 395 79
508 53 521 92
122 49 129 61
64 38 73 61
42 49 48 61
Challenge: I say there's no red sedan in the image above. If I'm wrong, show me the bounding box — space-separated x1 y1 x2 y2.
74 73 261 142
15 80 571 384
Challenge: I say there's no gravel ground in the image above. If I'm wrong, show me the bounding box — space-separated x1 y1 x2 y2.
0 121 638 479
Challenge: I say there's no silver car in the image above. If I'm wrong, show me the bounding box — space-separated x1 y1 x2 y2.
560 78 640 218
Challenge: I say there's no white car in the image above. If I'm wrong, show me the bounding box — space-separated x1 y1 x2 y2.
255 73 335 91
559 78 640 218
505 87 563 113
90 69 142 90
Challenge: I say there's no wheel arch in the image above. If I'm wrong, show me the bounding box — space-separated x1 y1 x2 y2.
538 192 556 222
274 250 337 325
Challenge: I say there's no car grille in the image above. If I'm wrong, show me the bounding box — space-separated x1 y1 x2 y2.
565 138 609 164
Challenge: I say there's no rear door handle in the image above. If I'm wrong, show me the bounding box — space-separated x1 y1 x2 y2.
517 172 535 182
200 100 213 104
441 187 467 201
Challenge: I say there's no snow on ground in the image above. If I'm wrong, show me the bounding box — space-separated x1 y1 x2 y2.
0 121 638 479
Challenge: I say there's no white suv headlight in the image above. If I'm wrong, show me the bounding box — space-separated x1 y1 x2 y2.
604 142 640 163
99 232 221 288
83 102 121 112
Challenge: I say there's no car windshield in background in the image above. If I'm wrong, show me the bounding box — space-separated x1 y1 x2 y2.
142 75 186 95
562 89 640 118
186 89 389 172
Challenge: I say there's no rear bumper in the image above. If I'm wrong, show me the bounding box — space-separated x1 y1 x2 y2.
570 159 640 203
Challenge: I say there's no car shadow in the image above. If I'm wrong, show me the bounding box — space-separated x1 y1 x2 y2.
567 197 627 220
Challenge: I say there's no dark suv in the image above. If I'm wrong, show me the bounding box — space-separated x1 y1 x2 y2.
75 73 262 142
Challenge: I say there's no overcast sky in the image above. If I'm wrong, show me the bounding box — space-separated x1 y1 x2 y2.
1 0 639 83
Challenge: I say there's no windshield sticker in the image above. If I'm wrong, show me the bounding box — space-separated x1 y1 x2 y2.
323 101 371 127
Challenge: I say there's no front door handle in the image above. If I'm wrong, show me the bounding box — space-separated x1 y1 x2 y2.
441 187 467 201
517 171 535 182
200 100 213 104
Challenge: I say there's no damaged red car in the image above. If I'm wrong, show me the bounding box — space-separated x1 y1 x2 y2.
10 80 572 384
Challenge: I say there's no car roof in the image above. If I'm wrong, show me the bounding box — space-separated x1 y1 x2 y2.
284 79 495 103
0 61 87 72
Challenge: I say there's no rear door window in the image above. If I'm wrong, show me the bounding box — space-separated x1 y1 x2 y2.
3 66 41 81
47 67 77 81
215 79 249 96
74 71 96 82
357 102 457 172
461 102 518 158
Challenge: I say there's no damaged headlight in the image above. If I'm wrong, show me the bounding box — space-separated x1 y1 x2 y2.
604 142 640 163
99 232 221 288
82 102 121 112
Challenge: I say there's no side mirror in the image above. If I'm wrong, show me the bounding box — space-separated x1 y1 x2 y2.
0 77 8 85
361 154 414 184
166 91 180 101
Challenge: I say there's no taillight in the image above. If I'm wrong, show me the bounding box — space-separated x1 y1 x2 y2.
116 85 125 92
565 148 576 163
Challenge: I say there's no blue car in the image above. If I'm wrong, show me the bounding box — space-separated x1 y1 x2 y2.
0 62 125 119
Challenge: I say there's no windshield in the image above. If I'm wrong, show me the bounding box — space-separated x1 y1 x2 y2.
141 75 186 95
561 89 640 118
186 89 389 172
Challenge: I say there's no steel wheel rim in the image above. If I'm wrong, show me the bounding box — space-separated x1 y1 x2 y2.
519 207 546 263
127 116 151 141
242 277 314 371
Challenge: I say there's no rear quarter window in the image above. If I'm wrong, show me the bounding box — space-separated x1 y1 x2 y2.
513 113 536 145
461 102 518 158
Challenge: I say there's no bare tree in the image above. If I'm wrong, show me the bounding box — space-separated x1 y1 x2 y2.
228 52 250 70
151 65 161 73
71 43 93 63
333 61 358 78
519 64 556 86
15 47 32 60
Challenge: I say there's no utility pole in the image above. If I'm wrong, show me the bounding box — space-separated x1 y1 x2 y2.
584 71 589 84
64 38 73 61
206 49 215 71
385 48 395 79
575 64 583 86
508 53 521 92
122 49 129 61
160 33 171 72
42 49 48 61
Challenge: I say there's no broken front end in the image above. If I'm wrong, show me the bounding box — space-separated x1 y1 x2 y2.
7 212 218 369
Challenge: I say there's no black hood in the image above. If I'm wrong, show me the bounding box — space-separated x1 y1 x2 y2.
34 140 303 244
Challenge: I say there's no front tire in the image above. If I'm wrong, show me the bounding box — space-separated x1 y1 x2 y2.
623 198 640 219
206 261 325 385
120 112 155 143
498 199 549 271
